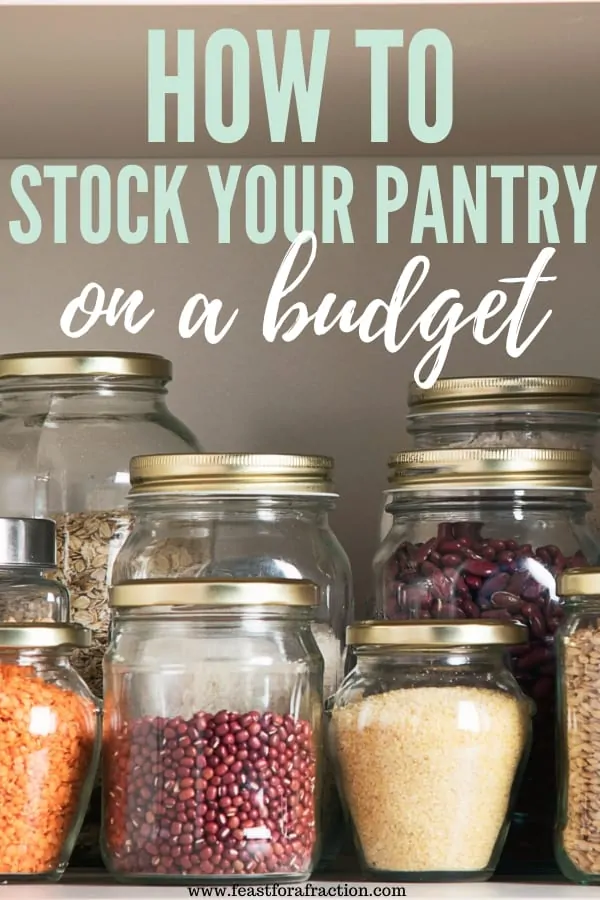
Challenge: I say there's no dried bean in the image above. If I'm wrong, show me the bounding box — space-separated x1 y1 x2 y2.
104 709 317 880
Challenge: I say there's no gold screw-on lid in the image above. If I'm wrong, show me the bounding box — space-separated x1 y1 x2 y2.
347 620 528 647
387 448 592 491
129 453 336 496
110 578 320 608
407 375 600 415
0 623 91 648
0 351 172 380
557 568 600 597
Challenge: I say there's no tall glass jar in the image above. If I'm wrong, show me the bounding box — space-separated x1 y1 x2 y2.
0 517 69 622
102 579 323 885
0 623 100 881
555 567 600 884
0 351 200 864
330 621 532 882
372 448 600 875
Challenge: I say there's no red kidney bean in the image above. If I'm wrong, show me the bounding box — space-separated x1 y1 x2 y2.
384 521 590 867
103 709 318 880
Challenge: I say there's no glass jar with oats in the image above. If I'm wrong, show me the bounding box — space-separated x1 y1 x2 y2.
0 352 199 864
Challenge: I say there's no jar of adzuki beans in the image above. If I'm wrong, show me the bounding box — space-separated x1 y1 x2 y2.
102 579 323 885
372 448 600 877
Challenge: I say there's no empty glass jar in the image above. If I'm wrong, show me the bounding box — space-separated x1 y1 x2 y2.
102 579 323 884
0 623 100 881
372 448 600 873
0 517 68 623
555 567 600 884
330 620 532 882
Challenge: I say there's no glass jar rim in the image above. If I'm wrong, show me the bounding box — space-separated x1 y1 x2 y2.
0 623 90 649
408 375 600 415
558 567 600 596
129 453 336 496
387 448 591 492
110 578 320 609
347 620 528 648
0 351 172 381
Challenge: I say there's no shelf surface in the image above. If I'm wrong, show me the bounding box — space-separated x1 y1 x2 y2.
0 3 599 158
1 881 600 899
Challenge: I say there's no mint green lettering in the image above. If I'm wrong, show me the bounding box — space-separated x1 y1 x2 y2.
43 165 78 244
117 166 149 244
355 30 404 142
408 29 453 143
528 167 559 244
207 165 241 243
9 165 42 244
154 165 189 243
205 30 249 143
282 166 315 241
257 30 329 142
246 166 277 244
564 165 597 243
79 165 111 245
453 166 487 243
147 30 195 143
321 166 354 243
376 166 408 243
490 166 524 243
412 166 447 243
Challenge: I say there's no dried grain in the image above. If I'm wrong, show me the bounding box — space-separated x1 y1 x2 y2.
53 510 133 698
561 624 600 874
0 663 96 874
332 685 527 874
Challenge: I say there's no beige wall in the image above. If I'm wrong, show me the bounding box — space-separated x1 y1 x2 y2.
0 157 597 609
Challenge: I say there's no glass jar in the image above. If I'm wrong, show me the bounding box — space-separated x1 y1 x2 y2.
0 352 200 697
555 567 600 884
330 620 532 881
0 517 68 622
102 579 323 885
113 454 353 702
381 375 600 540
372 448 600 874
0 623 100 881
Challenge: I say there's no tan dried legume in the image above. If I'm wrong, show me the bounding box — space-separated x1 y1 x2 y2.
332 686 527 874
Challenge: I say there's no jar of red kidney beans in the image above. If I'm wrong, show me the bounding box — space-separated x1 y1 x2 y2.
102 579 323 885
372 448 600 876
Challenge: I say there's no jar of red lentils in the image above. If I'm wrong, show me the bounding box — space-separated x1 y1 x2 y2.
0 623 99 881
102 579 323 885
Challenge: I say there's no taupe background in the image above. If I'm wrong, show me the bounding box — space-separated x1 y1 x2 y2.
1 4 599 607
1 156 598 607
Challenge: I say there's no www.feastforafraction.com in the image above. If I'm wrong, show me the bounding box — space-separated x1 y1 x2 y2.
187 885 408 897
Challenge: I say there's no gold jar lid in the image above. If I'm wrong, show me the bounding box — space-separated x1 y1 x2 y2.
0 623 91 648
407 375 600 415
557 567 600 596
129 453 336 496
347 620 528 648
387 448 591 491
110 578 320 608
0 351 172 380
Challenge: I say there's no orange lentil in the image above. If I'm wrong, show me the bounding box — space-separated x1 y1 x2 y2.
0 663 96 875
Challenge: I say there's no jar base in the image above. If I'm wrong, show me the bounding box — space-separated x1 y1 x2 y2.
360 866 494 883
105 868 313 886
